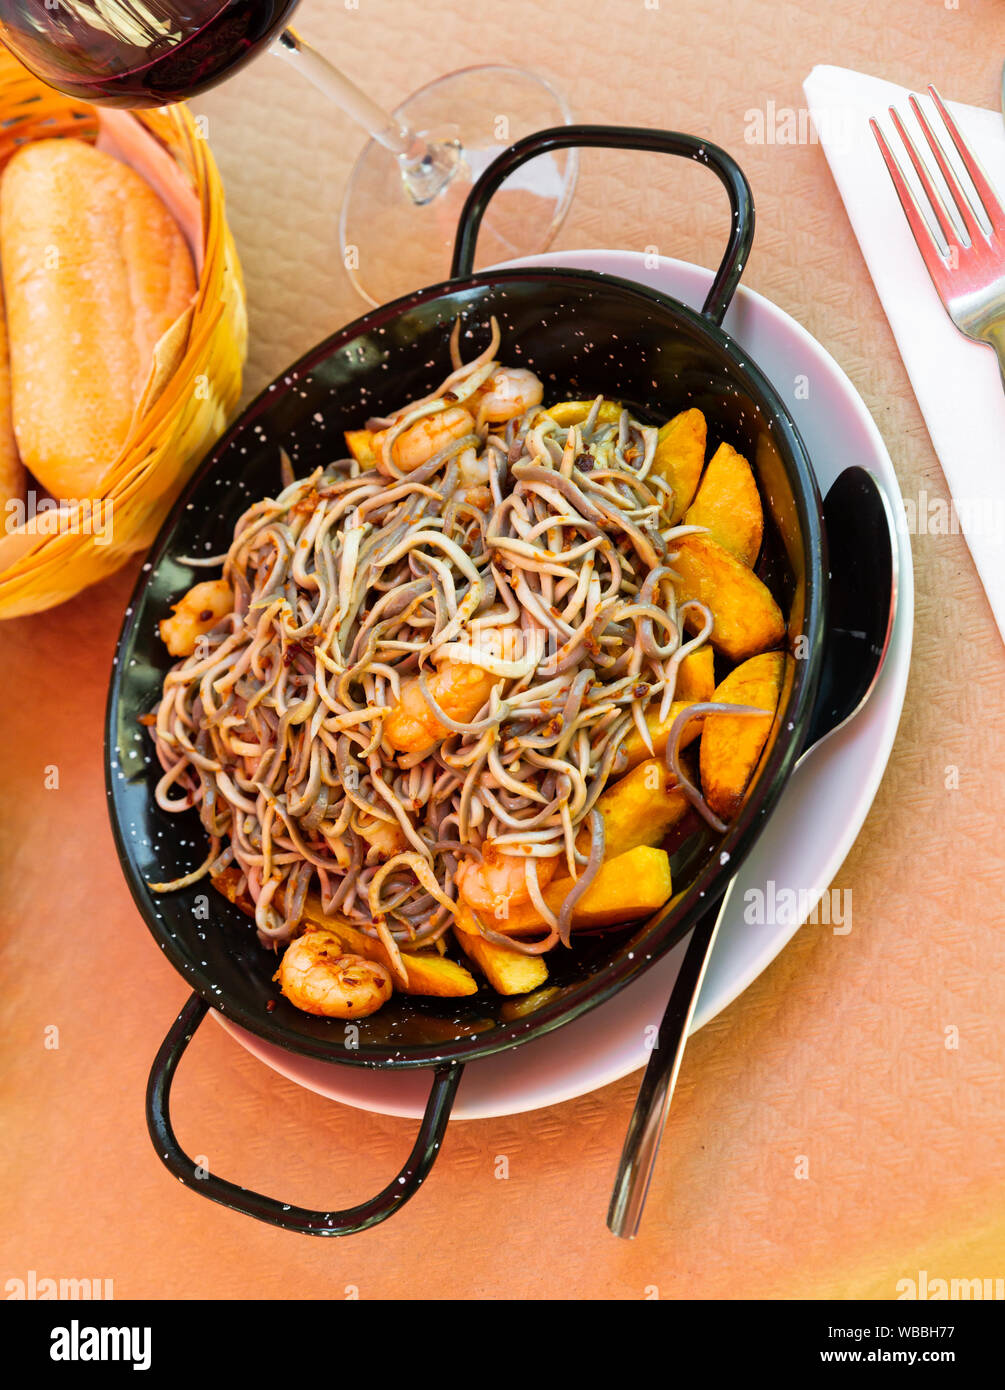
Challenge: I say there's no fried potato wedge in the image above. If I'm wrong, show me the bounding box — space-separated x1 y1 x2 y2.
651 408 707 523
699 651 785 819
216 872 466 993
499 986 562 1020
579 758 689 858
544 399 623 428
684 441 763 565
620 700 703 771
301 893 478 997
340 927 479 998
672 535 785 662
675 645 715 702
496 846 673 934
344 428 377 468
453 905 549 995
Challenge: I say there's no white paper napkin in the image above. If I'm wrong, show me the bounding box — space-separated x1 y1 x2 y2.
803 64 1005 639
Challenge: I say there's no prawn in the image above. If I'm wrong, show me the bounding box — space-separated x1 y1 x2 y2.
356 812 407 861
276 929 392 1018
159 578 233 658
474 367 543 426
382 629 510 754
373 405 475 476
457 445 490 489
455 843 559 919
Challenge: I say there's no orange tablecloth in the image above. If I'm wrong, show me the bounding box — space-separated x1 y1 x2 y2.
2 0 1003 1300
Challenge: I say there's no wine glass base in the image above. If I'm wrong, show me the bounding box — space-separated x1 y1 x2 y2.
339 64 576 307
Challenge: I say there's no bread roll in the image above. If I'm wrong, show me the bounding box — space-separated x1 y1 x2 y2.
0 273 24 516
0 138 195 500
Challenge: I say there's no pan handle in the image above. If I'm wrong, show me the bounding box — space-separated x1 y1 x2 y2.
450 123 754 326
146 993 462 1237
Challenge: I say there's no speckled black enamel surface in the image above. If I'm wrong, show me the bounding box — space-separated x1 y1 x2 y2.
106 267 827 1069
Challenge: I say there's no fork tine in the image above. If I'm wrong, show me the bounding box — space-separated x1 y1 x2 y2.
926 84 1005 234
888 106 957 249
870 118 951 294
909 93 985 245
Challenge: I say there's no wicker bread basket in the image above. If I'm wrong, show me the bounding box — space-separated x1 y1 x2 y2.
0 48 247 618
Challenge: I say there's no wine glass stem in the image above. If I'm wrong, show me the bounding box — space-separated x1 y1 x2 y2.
270 27 422 161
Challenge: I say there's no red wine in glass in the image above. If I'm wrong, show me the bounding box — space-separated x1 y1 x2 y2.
0 0 301 107
0 2 576 305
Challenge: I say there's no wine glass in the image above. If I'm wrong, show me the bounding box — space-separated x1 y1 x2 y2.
0 1 576 306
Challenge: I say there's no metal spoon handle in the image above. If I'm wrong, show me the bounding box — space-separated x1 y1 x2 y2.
607 898 725 1238
607 466 898 1240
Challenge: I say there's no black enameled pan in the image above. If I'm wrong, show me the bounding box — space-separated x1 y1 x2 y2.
106 126 831 1235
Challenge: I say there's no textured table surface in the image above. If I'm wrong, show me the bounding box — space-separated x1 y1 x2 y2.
2 0 1003 1300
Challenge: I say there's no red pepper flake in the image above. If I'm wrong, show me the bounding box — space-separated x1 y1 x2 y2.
137 712 157 727
266 999 277 1012
292 487 320 516
198 609 214 622
633 683 650 699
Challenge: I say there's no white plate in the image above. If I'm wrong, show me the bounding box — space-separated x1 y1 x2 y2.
214 250 914 1120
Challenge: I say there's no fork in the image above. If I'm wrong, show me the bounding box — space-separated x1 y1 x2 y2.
870 84 1005 380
